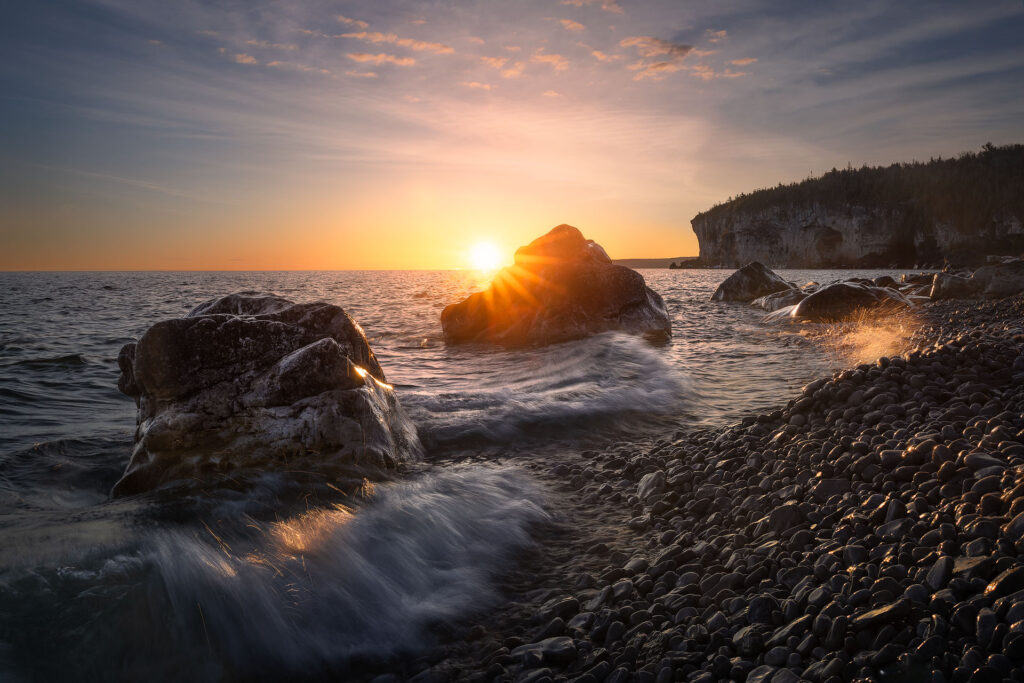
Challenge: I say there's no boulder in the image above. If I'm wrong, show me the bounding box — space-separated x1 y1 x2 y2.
971 259 1024 298
751 288 807 312
791 282 912 322
930 272 978 300
113 292 422 495
440 224 670 345
711 262 794 303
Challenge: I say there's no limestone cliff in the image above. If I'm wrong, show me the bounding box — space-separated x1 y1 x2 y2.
692 203 1024 268
690 144 1024 268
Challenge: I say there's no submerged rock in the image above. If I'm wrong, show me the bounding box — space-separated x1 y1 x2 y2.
114 292 422 495
791 282 912 321
440 224 670 345
711 262 794 303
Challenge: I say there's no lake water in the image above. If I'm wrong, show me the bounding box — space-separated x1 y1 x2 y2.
0 268 908 681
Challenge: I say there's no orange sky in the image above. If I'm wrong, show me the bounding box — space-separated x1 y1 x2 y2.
3 0 1022 270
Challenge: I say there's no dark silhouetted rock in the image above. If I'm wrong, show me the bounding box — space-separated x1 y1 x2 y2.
441 225 670 345
114 292 422 495
712 262 794 303
791 282 912 321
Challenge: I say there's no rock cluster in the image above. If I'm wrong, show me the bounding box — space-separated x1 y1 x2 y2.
114 292 422 495
441 225 671 346
410 297 1024 683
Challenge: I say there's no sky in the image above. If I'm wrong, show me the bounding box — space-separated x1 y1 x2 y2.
1 0 1023 270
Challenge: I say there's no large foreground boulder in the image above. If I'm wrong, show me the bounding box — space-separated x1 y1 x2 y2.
712 262 794 302
114 292 422 496
791 282 912 322
971 259 1024 297
930 272 978 300
441 224 671 345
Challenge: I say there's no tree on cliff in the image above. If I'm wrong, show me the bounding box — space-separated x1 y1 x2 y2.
696 144 1024 242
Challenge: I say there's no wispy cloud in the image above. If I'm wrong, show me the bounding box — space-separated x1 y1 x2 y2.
531 49 569 70
705 29 727 43
620 36 692 59
245 39 297 50
345 70 378 78
403 94 422 102
505 45 521 52
542 90 561 97
341 31 454 54
730 57 757 66
347 53 416 66
560 19 585 32
467 37 486 45
689 64 747 81
481 56 509 69
501 61 526 78
620 36 692 81
460 81 493 90
561 0 623 14
578 42 620 62
337 14 369 30
267 60 330 74
233 53 258 65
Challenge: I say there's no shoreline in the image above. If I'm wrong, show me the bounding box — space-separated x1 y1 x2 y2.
393 295 1024 683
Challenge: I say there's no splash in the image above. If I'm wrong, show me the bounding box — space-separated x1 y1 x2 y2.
806 308 921 368
148 466 549 676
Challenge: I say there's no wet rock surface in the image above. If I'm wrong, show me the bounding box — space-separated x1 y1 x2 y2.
711 262 795 303
441 225 671 346
394 295 1024 683
115 291 422 495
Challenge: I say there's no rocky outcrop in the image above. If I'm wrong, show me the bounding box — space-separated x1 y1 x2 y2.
711 262 794 303
441 225 671 345
692 203 1024 268
114 292 422 496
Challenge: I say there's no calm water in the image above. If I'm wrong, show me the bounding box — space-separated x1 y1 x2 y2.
0 268 904 681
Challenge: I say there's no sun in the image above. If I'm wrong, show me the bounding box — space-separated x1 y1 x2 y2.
468 241 502 271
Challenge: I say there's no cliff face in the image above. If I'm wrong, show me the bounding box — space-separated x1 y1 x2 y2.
692 203 1024 268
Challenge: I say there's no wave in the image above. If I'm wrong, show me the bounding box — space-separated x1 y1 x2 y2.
148 466 548 677
407 332 692 448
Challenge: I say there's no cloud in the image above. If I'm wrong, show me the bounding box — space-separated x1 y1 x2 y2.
233 53 258 65
620 36 692 59
460 81 493 90
542 90 561 97
629 60 685 81
531 50 569 70
409 19 426 26
245 39 297 50
267 60 330 74
560 19 585 32
501 61 526 78
578 42 620 62
345 70 378 78
560 0 623 14
730 57 758 66
620 36 693 81
705 29 727 43
341 31 454 54
467 37 486 45
403 95 422 102
347 53 416 66
337 15 369 30
689 64 748 81
147 39 163 46
481 56 509 69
